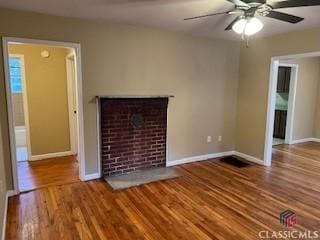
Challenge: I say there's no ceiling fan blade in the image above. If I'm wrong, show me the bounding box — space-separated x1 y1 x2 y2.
241 0 266 3
226 0 249 6
265 11 304 23
225 16 242 30
269 0 320 9
184 11 231 20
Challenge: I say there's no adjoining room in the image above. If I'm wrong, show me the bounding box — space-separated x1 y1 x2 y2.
272 65 293 146
267 53 320 165
6 42 81 192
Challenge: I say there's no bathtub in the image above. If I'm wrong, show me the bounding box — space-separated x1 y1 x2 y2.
15 126 27 147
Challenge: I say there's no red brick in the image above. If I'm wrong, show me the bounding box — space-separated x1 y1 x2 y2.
100 98 168 176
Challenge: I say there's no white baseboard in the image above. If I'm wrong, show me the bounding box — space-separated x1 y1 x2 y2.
1 192 9 240
166 151 234 167
84 173 101 181
233 151 264 165
84 151 264 181
1 190 19 240
289 138 320 144
6 190 17 197
166 150 264 167
31 151 73 161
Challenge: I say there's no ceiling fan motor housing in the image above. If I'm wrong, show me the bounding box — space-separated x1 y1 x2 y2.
240 1 273 17
257 4 273 16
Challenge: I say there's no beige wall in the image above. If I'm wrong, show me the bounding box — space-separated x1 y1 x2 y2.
0 8 240 188
9 44 71 155
236 27 320 160
280 58 320 141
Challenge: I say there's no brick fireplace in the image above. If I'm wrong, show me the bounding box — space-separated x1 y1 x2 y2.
99 97 169 177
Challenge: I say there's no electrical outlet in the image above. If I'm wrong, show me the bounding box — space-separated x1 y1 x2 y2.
207 136 212 143
218 136 222 142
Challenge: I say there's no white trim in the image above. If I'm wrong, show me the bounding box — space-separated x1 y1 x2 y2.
283 64 299 145
6 190 17 197
166 151 234 167
2 37 86 194
264 58 279 167
289 138 320 144
96 97 102 179
84 150 264 181
2 39 20 195
264 51 320 166
7 38 82 50
30 151 73 161
166 99 170 175
290 138 313 144
83 173 101 181
74 44 86 181
66 51 77 155
166 151 264 167
233 151 264 165
273 51 320 60
1 190 17 240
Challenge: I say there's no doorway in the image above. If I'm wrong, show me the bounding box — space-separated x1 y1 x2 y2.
3 38 85 194
272 65 297 146
8 55 31 162
265 52 320 166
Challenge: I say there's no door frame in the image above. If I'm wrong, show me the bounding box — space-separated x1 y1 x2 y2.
264 51 320 166
2 37 86 195
9 54 32 161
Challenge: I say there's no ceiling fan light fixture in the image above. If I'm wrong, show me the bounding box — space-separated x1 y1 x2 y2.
245 17 263 35
232 18 247 34
232 17 263 36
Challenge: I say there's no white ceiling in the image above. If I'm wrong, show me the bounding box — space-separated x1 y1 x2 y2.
1 0 320 40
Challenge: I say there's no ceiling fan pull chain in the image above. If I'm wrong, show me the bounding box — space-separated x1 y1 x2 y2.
241 19 248 40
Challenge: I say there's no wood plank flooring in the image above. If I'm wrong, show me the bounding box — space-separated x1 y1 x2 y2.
7 142 320 239
18 155 79 192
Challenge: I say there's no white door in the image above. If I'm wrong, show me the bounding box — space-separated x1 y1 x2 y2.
67 53 78 157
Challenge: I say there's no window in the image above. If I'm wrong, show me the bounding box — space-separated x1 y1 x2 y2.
9 57 23 93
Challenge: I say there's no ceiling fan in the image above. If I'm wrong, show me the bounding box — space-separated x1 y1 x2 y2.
184 0 320 36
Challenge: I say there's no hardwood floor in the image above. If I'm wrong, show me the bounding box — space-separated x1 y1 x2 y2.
17 155 79 192
7 142 320 239
274 141 320 161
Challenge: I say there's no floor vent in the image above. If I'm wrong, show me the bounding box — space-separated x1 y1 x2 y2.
220 156 251 168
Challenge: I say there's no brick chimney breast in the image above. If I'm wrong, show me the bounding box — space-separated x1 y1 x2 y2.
100 98 169 176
